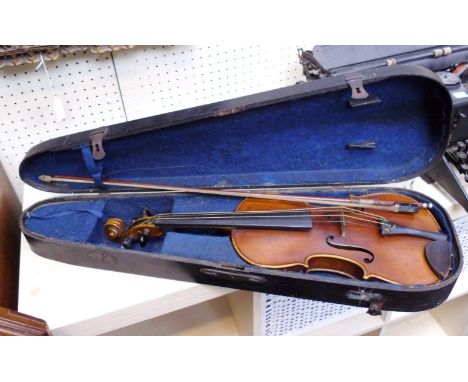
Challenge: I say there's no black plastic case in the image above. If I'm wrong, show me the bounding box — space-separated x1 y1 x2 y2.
19 65 463 315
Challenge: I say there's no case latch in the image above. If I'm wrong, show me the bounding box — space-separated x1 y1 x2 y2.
346 75 381 108
89 129 108 160
346 289 385 315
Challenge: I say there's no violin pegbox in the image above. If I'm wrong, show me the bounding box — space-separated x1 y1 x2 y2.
104 208 164 249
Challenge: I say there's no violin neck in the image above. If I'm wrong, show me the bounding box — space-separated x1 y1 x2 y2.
153 210 313 230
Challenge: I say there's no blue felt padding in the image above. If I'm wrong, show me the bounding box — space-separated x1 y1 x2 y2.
24 201 107 243
161 232 247 266
21 77 449 193
170 194 240 213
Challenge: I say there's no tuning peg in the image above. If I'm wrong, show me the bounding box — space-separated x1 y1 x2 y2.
121 237 134 249
139 234 148 247
138 229 151 247
143 208 153 217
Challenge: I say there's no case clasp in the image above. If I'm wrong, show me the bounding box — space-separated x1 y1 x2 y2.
346 289 385 315
346 75 381 108
89 129 108 160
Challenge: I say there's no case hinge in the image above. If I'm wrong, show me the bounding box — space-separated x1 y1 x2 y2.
345 75 381 108
89 128 108 160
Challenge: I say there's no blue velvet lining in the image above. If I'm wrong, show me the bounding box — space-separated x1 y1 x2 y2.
21 77 448 192
25 201 107 243
23 189 456 271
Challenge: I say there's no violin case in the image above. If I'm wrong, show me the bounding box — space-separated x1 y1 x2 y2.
19 65 463 315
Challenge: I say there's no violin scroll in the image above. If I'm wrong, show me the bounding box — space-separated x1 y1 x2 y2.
104 210 164 249
104 218 126 241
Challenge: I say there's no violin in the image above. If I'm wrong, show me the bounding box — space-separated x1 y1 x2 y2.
103 192 451 286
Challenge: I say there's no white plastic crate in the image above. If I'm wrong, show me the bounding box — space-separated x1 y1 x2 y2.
455 215 468 270
259 294 365 336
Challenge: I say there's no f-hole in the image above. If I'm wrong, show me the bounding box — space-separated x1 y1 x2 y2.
325 235 375 264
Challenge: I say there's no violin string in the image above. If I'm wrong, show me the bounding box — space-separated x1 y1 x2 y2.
142 214 386 228
263 205 387 222
152 212 382 223
153 206 387 222
141 210 387 227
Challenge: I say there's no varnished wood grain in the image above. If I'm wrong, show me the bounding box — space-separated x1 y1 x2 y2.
0 306 50 336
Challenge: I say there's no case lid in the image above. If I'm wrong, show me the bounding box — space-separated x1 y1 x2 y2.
20 65 452 194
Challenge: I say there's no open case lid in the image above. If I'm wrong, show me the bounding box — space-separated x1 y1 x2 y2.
20 65 452 194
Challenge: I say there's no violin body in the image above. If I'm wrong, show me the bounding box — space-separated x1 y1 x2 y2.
231 193 445 285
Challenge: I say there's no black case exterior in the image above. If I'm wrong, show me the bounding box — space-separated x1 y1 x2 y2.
19 65 463 315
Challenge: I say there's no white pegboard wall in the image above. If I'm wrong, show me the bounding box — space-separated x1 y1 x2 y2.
112 45 305 120
454 215 468 271
0 50 126 198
